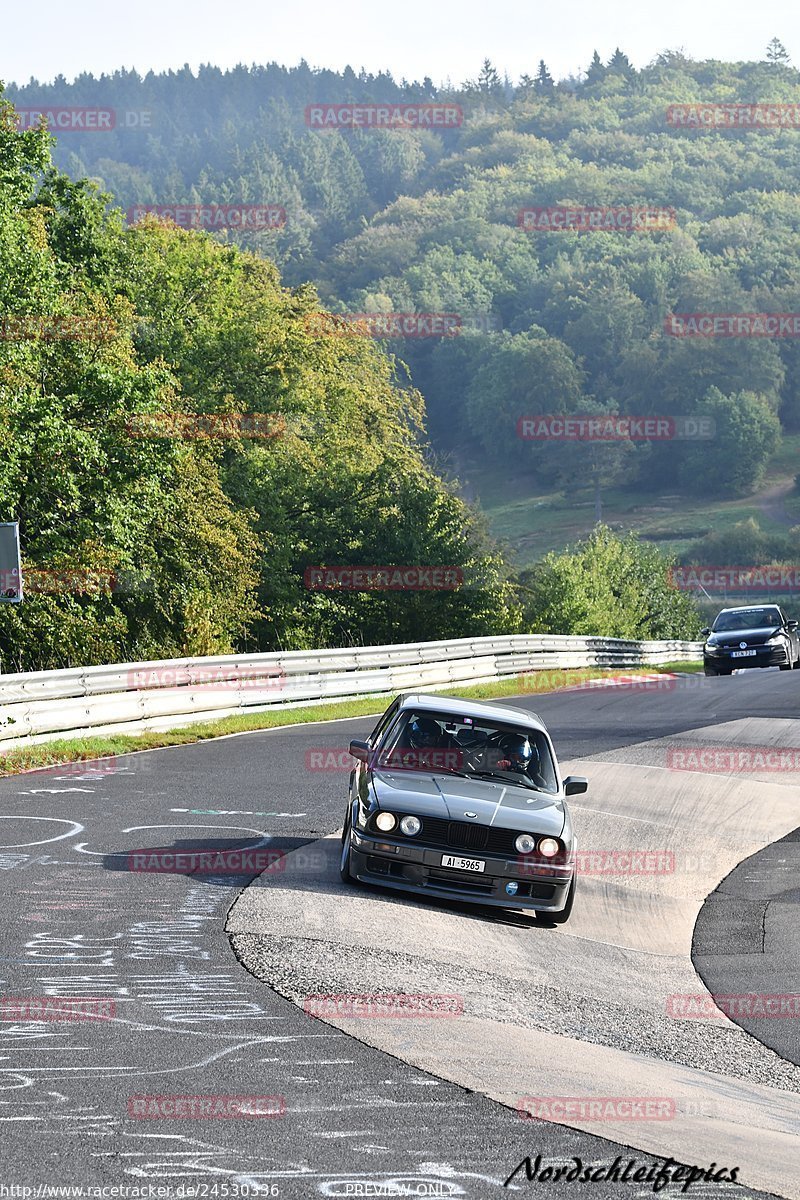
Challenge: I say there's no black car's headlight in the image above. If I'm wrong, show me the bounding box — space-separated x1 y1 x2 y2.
705 641 722 654
374 812 397 833
400 815 421 836
515 833 536 854
765 635 784 646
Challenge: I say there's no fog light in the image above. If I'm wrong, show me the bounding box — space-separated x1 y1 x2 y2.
538 837 560 858
515 833 536 855
400 815 421 836
375 812 397 833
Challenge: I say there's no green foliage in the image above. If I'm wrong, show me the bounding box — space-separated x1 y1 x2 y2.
677 387 780 496
30 53 787 504
4 51 798 659
0 84 517 670
520 525 704 639
683 517 800 566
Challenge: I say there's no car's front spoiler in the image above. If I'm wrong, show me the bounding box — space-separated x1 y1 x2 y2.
705 646 788 670
349 835 573 913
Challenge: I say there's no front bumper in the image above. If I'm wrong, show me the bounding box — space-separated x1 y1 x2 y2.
704 644 789 670
349 830 573 912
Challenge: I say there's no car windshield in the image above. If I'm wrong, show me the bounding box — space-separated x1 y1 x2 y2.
712 608 782 632
375 709 559 794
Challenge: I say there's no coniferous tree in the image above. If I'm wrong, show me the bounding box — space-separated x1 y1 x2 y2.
535 60 555 95
607 47 634 78
585 50 606 85
765 37 791 68
477 58 503 96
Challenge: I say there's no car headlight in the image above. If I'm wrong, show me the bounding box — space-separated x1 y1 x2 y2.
400 814 421 836
765 635 783 645
515 833 536 855
538 837 561 858
374 812 397 833
705 640 721 653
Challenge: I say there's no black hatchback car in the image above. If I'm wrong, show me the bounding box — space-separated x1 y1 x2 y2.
702 604 800 676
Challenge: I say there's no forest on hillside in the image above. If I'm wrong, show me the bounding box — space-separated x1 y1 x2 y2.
5 44 800 506
6 43 800 667
0 68 708 671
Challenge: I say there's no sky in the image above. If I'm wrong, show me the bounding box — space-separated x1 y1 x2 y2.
1 0 796 88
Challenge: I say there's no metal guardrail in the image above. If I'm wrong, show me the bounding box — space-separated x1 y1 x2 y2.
0 634 702 749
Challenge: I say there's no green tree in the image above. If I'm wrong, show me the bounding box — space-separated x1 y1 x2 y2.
585 51 606 85
464 328 585 464
474 59 503 97
607 48 635 78
677 387 780 497
535 61 555 96
520 526 703 639
765 38 791 68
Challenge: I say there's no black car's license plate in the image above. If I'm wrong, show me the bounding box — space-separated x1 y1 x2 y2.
731 649 757 657
441 854 485 873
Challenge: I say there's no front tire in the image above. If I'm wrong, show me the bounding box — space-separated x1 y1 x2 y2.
535 875 575 925
339 815 356 885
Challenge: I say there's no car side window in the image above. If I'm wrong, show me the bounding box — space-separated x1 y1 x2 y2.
367 699 400 746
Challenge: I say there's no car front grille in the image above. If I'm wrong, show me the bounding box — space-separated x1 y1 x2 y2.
414 816 518 856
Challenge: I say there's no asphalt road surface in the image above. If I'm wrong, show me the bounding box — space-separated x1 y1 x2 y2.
0 669 798 1199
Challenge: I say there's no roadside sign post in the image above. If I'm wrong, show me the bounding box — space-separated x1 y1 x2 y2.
0 522 22 605
0 521 22 677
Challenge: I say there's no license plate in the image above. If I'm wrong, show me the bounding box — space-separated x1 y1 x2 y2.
441 854 485 873
731 649 757 658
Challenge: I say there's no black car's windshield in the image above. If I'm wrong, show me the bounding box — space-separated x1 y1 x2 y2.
375 709 559 794
712 608 782 632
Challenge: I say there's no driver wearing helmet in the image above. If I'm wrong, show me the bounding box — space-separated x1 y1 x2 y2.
394 715 460 771
495 732 542 783
407 716 443 750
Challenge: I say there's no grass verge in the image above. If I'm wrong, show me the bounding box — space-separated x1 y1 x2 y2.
0 661 701 777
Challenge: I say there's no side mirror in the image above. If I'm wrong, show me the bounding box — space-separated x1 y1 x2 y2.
563 775 588 796
700 628 710 637
349 739 370 764
787 620 798 631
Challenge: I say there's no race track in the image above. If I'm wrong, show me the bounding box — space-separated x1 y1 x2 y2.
0 670 798 1197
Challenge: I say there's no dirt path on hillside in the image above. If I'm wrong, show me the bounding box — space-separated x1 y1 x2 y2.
758 479 797 528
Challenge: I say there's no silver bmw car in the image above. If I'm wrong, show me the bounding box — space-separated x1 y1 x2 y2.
340 692 586 923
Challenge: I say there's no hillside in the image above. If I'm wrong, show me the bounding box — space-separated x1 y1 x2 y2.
6 49 800 573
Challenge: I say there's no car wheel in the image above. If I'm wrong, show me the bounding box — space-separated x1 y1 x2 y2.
339 813 357 885
780 663 792 671
535 875 575 926
703 666 716 677
794 654 800 670
716 667 732 676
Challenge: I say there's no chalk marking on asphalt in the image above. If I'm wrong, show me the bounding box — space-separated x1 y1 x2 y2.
0 1034 340 1075
0 816 84 848
16 789 96 795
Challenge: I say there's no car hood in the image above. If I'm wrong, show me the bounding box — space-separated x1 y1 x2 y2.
370 771 565 836
708 625 781 647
